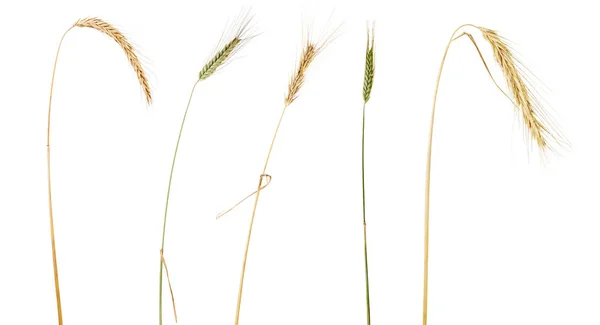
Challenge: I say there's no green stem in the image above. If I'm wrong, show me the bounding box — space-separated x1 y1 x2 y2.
159 80 200 325
362 102 371 325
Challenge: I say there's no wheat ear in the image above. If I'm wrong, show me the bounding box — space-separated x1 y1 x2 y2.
157 9 254 325
421 24 564 325
232 24 338 325
284 43 317 106
46 18 152 325
363 25 375 103
74 17 152 104
478 27 562 151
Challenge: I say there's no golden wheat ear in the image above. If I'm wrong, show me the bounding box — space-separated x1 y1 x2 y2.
469 26 566 154
284 22 341 106
198 9 256 80
73 17 152 104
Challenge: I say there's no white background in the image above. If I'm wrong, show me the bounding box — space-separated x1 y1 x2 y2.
0 0 599 324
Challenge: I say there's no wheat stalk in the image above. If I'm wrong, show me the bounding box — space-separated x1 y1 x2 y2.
46 17 152 325
361 22 375 325
157 9 254 325
231 23 339 325
421 24 564 325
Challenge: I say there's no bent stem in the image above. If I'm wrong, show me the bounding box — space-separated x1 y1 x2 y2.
47 26 81 325
234 104 289 325
422 24 520 325
47 18 152 325
47 26 73 325
361 102 371 325
422 24 473 325
159 80 200 325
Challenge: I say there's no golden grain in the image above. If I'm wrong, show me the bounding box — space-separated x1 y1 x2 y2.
479 27 557 151
74 17 152 104
285 43 317 106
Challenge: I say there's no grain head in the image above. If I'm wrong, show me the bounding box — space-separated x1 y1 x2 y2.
363 23 375 103
284 24 340 106
198 9 256 80
477 26 563 153
73 17 152 105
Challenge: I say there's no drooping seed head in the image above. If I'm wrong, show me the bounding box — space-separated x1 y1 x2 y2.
363 23 375 103
73 17 152 105
478 26 563 153
198 9 255 80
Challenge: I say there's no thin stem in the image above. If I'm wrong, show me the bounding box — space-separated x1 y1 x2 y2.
362 102 371 325
461 33 520 108
47 26 74 325
234 104 289 325
422 25 470 325
262 106 289 173
159 80 200 325
216 175 272 220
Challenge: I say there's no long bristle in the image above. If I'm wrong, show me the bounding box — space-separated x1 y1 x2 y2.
478 27 562 152
198 9 255 80
73 17 152 105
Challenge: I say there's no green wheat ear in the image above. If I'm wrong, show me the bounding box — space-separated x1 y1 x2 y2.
363 25 375 103
199 37 242 80
197 9 254 81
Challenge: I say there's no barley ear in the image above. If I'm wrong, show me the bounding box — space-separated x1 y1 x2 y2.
285 43 317 106
477 27 562 152
199 38 241 80
284 24 339 106
363 24 375 103
198 10 255 80
73 17 152 105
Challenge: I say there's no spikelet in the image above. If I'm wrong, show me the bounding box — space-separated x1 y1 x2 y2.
363 23 375 103
478 27 561 152
198 10 255 80
74 17 152 104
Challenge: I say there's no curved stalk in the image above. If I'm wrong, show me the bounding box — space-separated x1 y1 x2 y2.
422 24 474 325
422 24 518 325
159 80 200 325
234 105 288 325
46 26 74 325
47 18 152 325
